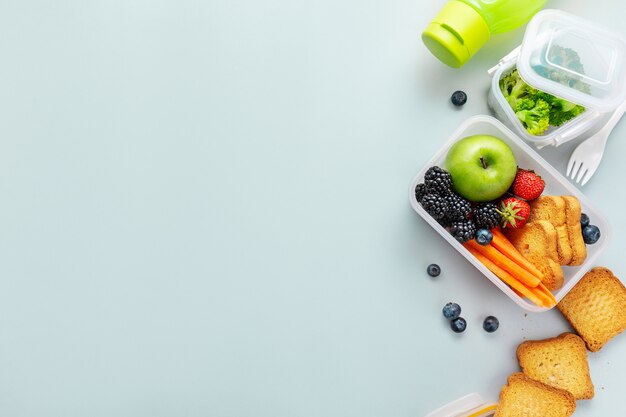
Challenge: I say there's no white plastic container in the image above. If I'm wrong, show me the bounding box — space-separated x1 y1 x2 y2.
408 115 610 312
425 393 496 417
487 10 626 148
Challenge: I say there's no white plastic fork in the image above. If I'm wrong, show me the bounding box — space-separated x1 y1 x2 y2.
566 99 626 186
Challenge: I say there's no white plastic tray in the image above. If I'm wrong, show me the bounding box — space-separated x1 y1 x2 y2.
409 115 611 312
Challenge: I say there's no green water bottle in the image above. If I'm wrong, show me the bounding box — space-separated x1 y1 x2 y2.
422 0 547 68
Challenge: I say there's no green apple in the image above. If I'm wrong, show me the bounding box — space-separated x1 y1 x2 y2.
445 135 517 202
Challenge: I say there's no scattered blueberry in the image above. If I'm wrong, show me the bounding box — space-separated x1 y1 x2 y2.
582 224 601 244
450 317 467 333
451 90 467 106
580 213 590 227
475 228 493 246
483 316 500 333
442 302 461 320
427 264 441 277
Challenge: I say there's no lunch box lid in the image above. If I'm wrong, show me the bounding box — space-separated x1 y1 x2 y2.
425 393 497 417
516 9 626 113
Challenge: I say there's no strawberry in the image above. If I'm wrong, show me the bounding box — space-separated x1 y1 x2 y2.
512 169 545 200
498 197 531 229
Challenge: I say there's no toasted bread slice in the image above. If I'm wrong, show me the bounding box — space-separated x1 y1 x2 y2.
529 196 573 265
562 196 587 266
558 267 626 352
517 333 594 399
504 221 564 291
495 372 576 417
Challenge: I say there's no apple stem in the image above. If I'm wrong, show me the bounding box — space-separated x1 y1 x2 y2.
480 156 488 169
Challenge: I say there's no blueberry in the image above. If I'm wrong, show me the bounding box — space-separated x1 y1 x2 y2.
427 264 441 277
483 316 499 333
580 213 590 227
442 302 461 320
450 317 467 333
451 90 467 106
475 228 493 246
582 224 601 244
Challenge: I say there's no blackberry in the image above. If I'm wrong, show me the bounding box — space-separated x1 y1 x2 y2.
444 192 472 221
424 166 452 195
450 219 476 243
421 193 448 220
437 215 451 228
414 183 426 203
473 203 501 230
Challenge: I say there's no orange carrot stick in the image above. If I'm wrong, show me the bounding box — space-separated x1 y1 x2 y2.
512 288 525 298
491 228 544 280
465 245 545 307
537 283 557 306
528 285 553 308
465 240 542 288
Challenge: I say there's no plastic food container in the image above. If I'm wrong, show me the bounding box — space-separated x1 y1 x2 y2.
425 393 497 417
408 115 610 312
487 9 626 148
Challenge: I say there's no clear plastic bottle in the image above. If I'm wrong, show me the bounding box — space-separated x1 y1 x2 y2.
422 0 547 68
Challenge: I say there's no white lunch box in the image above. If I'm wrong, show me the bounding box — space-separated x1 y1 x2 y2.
487 9 626 148
408 115 610 312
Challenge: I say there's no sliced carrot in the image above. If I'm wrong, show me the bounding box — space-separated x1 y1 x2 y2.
464 244 545 308
511 287 525 298
537 283 557 306
491 228 544 280
465 240 542 288
528 285 553 308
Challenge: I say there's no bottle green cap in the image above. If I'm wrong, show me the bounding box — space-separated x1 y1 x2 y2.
422 1 491 68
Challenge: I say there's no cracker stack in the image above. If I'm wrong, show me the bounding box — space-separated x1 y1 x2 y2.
494 372 576 417
517 333 594 400
503 195 587 291
558 267 626 352
562 196 587 266
504 220 564 291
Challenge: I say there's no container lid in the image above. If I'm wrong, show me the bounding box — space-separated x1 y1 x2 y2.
518 9 626 112
425 393 497 417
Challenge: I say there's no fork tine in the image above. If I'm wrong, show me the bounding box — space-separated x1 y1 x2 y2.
576 166 588 184
580 165 599 186
580 171 592 187
566 158 577 177
568 161 581 180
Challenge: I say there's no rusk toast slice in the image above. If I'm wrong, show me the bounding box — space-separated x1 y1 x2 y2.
517 333 594 399
528 196 573 265
495 372 576 417
562 196 587 266
504 220 564 291
558 267 626 352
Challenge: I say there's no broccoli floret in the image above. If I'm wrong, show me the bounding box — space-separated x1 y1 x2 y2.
544 45 592 94
546 96 586 127
550 103 586 127
515 98 550 136
515 98 537 112
500 67 587 132
500 70 537 110
548 45 585 73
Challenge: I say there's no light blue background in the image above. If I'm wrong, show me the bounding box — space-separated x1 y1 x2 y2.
0 1 625 416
